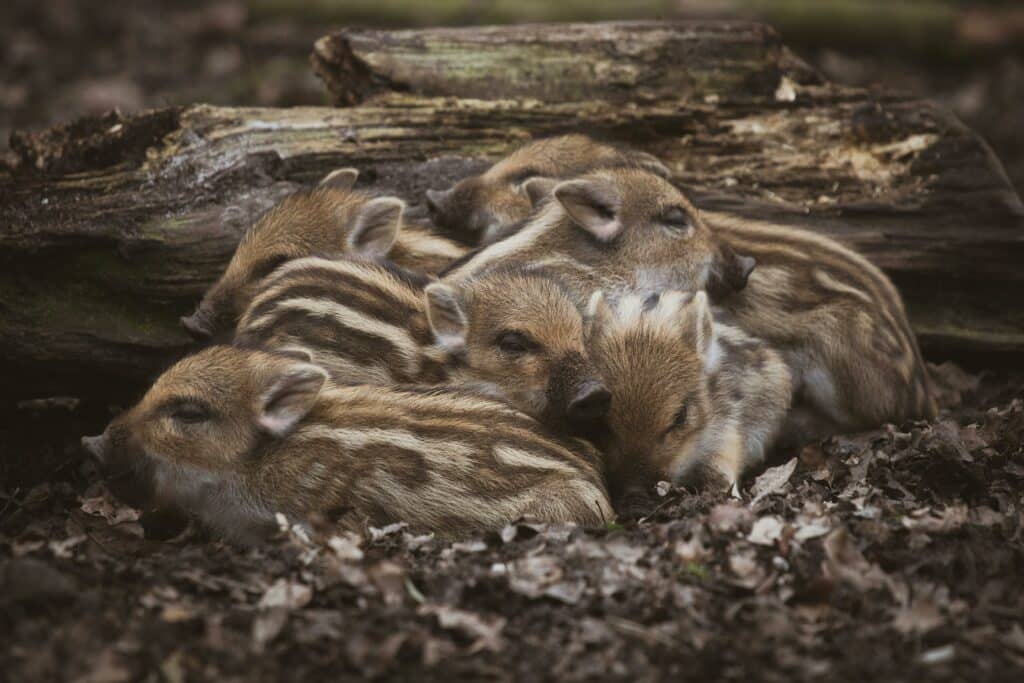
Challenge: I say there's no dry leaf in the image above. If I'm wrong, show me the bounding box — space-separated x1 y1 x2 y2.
509 555 563 599
48 535 87 559
748 516 784 546
252 608 289 652
450 540 487 554
544 579 586 605
421 604 505 653
727 548 766 590
674 536 710 563
708 503 754 534
749 458 798 505
894 594 945 635
160 604 197 623
259 579 312 610
368 561 407 606
822 528 892 594
369 522 408 541
327 533 364 562
775 76 798 102
80 494 140 526
918 644 955 665
604 538 645 564
792 517 831 542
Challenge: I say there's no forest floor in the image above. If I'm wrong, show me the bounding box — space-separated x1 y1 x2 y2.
2 363 1023 681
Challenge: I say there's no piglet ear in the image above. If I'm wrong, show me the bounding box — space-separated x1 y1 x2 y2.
521 176 559 206
632 152 672 179
680 291 714 358
258 363 328 437
553 178 623 243
706 243 757 301
424 282 469 353
320 167 359 191
425 188 451 215
349 197 404 259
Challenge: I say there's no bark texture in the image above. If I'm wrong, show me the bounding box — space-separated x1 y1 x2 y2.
1 21 1022 403
311 21 801 105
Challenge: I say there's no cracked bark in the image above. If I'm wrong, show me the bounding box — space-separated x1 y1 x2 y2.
1 21 1021 403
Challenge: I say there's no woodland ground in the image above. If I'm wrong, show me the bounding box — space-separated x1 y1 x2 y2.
2 2 1023 681
2 364 1023 681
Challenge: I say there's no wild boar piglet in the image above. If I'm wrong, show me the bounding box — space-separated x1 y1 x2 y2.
233 255 447 386
426 266 611 434
441 165 755 302
445 163 934 435
183 167 465 340
586 290 792 510
425 134 671 245
81 346 613 543
233 257 608 434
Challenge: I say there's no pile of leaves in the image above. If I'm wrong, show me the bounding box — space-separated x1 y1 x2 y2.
2 367 1023 681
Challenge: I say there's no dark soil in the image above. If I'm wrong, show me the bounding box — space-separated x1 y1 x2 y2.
3 364 1023 681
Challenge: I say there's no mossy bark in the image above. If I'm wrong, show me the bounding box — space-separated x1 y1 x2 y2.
1 22 1022 404
311 21 802 105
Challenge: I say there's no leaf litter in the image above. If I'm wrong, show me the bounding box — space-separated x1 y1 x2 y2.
2 368 1023 680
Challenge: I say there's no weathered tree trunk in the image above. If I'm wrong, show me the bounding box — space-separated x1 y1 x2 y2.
311 22 803 105
1 21 1022 405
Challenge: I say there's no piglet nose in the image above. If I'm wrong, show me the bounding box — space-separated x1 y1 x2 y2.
567 381 612 421
81 433 108 462
180 311 213 340
613 484 656 519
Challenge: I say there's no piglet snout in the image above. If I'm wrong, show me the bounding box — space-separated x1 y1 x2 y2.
81 433 109 462
180 311 213 340
567 380 612 422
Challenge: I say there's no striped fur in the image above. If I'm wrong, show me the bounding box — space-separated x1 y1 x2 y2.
234 258 608 434
425 265 610 435
444 166 935 437
82 346 612 543
426 134 670 245
702 210 935 429
587 291 793 501
234 256 448 386
184 171 466 339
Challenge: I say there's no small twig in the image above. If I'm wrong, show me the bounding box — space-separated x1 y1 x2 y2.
637 494 679 525
0 488 23 525
594 498 609 526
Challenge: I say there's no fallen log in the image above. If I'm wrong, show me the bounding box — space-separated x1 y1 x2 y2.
310 21 803 105
1 21 1022 406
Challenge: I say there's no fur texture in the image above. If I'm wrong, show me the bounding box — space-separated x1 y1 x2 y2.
82 346 612 542
426 266 611 434
444 166 934 437
234 255 447 386
425 134 670 245
587 291 793 503
184 168 466 339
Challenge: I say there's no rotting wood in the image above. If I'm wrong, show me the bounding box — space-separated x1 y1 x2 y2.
311 21 808 105
1 21 1022 404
